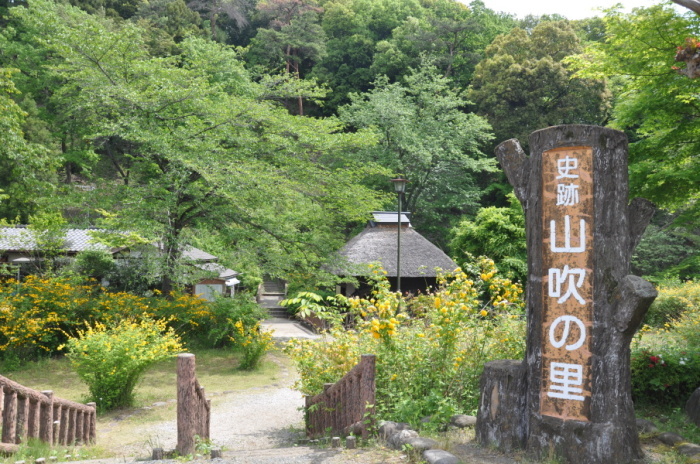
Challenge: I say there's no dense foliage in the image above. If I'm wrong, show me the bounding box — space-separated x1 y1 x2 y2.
469 20 610 151
449 193 526 282
0 0 387 289
0 275 269 366
284 257 525 427
0 0 695 284
339 64 494 244
570 4 700 237
0 0 698 439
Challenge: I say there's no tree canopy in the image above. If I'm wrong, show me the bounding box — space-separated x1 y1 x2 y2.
0 0 698 286
469 20 611 150
339 64 494 245
569 4 700 232
0 0 387 288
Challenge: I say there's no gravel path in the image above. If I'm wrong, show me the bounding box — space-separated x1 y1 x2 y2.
97 354 306 458
87 320 524 464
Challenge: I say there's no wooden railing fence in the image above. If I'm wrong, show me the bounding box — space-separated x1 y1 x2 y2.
0 375 96 453
176 353 210 456
305 354 376 439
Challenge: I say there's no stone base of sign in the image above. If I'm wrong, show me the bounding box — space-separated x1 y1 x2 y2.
527 417 645 464
686 387 700 427
477 360 647 463
476 360 527 452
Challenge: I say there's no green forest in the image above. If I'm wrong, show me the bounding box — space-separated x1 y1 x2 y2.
0 0 699 290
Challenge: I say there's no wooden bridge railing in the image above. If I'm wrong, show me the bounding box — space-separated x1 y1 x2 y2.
0 375 96 453
176 353 210 456
305 354 376 439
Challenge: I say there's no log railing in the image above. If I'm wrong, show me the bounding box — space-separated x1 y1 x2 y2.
0 375 96 453
176 353 210 456
305 354 376 439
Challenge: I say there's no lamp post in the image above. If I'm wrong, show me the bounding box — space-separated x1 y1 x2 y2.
12 257 31 291
390 177 408 294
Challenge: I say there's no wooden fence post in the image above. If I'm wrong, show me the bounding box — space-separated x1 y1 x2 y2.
3 390 17 444
40 391 53 445
323 383 332 434
177 353 196 456
16 395 29 443
205 399 211 441
359 354 376 438
28 398 40 440
75 411 84 445
304 396 311 436
60 406 69 445
53 404 62 445
87 402 96 444
67 408 76 445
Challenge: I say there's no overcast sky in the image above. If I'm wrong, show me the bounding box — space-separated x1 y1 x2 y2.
462 0 685 20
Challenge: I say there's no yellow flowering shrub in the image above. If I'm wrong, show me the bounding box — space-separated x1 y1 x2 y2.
0 276 267 364
285 257 525 428
0 276 99 360
644 280 700 327
230 319 273 370
63 318 183 411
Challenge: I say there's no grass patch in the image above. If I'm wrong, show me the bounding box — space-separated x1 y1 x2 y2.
637 403 700 445
3 357 88 402
5 349 288 407
0 438 102 464
1 348 290 459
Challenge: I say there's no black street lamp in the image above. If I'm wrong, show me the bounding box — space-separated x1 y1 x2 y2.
390 177 408 294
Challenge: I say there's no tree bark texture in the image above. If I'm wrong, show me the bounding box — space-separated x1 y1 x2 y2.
686 387 700 427
177 353 197 456
476 360 527 452
176 354 210 456
477 125 657 464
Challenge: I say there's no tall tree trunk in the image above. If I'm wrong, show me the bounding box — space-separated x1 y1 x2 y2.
210 12 218 40
62 138 72 184
160 228 181 299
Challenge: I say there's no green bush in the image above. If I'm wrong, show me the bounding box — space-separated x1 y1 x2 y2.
631 345 700 406
632 287 700 406
632 222 700 282
449 194 527 283
71 249 116 282
0 275 270 362
672 299 700 352
63 318 183 412
188 293 268 348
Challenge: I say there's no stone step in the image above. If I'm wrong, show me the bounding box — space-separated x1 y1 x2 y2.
261 281 286 293
266 308 289 318
261 287 285 295
259 299 286 309
259 294 286 300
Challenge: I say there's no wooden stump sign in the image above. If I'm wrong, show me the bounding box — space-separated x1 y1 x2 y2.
476 125 658 464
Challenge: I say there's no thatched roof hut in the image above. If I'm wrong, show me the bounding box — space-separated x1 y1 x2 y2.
334 212 457 295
